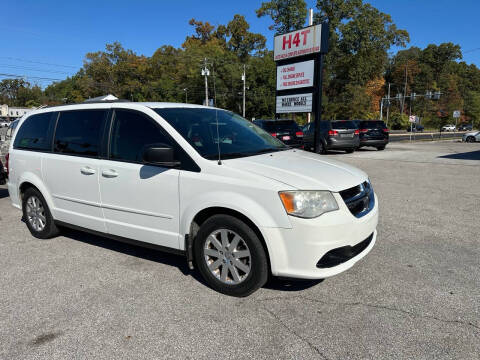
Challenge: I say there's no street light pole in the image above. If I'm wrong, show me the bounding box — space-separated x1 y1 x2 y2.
242 64 246 118
201 58 210 106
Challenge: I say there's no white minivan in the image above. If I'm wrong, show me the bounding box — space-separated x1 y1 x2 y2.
6 101 378 296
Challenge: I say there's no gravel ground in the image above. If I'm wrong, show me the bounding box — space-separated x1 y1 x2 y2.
0 141 479 359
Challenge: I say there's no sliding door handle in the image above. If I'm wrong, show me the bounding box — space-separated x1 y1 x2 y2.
80 166 96 175
102 169 118 178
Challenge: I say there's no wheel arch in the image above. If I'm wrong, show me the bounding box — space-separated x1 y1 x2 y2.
18 173 54 211
187 206 273 274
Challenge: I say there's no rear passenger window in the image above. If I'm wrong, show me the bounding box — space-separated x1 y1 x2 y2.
110 109 172 163
13 112 57 151
54 110 107 157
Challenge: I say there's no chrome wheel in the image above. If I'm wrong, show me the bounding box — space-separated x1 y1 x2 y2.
204 229 251 285
26 196 46 232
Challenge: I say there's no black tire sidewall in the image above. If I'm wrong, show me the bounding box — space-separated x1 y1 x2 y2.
194 214 268 297
22 188 58 239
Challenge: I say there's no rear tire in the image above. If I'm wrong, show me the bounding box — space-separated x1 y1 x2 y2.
194 214 268 297
466 136 475 143
345 149 354 153
377 146 386 151
22 187 59 239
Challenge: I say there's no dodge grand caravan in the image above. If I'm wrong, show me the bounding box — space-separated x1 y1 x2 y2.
7 102 378 297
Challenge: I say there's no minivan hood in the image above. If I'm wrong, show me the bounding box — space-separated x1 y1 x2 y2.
224 149 368 192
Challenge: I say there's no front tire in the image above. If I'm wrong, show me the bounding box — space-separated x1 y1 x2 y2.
194 214 268 297
22 187 59 239
345 149 354 153
377 146 386 151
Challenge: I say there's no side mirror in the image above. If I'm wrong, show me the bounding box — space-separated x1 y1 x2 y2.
142 144 180 168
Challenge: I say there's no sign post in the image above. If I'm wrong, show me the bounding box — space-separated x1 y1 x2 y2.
274 23 329 153
453 110 460 136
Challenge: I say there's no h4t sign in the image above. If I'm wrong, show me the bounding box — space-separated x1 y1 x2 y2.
274 25 325 61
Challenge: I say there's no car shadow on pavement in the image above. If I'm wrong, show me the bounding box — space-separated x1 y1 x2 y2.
59 227 323 294
264 277 324 292
60 227 193 277
438 150 480 160
0 188 9 199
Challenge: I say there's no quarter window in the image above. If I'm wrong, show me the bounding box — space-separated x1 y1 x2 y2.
110 110 172 163
13 112 57 151
54 110 107 157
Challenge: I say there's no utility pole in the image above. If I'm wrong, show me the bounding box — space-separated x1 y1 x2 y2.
401 65 408 115
386 82 391 126
201 58 210 106
183 88 188 103
242 64 246 117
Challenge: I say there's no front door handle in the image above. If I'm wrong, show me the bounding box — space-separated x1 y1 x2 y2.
102 169 118 178
80 166 96 175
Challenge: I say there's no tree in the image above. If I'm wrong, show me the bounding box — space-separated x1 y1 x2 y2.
464 91 480 126
256 0 307 35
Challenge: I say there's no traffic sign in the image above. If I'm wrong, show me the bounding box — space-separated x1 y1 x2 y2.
453 110 461 118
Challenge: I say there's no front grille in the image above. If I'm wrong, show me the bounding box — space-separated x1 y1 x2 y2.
339 181 374 218
316 233 374 268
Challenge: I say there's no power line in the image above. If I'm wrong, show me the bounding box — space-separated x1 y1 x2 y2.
0 72 63 81
0 56 78 69
463 47 480 54
0 64 72 75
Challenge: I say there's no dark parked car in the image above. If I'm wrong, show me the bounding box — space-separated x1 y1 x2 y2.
0 159 6 185
253 119 304 148
303 120 360 153
458 124 473 131
350 120 389 151
406 123 424 132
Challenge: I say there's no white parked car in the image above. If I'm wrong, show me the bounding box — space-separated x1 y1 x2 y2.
6 102 378 296
0 119 10 127
441 124 456 132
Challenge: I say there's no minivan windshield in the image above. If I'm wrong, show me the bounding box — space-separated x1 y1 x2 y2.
154 108 289 160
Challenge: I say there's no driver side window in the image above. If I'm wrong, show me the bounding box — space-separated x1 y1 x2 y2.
110 110 172 163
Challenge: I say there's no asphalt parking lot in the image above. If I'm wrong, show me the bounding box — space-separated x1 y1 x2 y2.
0 140 479 359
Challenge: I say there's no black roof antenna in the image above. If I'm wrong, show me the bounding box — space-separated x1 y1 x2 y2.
215 109 222 165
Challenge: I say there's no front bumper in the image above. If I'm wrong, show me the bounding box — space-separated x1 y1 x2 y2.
261 192 378 279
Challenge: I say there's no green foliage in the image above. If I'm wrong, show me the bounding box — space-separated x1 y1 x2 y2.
388 112 409 130
2 1 479 126
256 0 307 35
465 91 480 126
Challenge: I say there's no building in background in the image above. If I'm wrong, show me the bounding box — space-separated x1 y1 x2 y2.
0 105 32 120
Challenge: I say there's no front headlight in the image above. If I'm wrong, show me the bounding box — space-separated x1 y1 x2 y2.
279 191 339 218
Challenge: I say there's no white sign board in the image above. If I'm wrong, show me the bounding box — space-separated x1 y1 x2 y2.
276 93 313 113
274 25 322 61
276 60 314 91
453 110 461 118
409 115 416 123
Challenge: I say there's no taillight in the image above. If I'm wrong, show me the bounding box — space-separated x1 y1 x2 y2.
328 130 338 136
383 128 389 133
270 132 277 137
360 128 368 133
5 152 9 177
295 131 304 137
354 129 360 135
